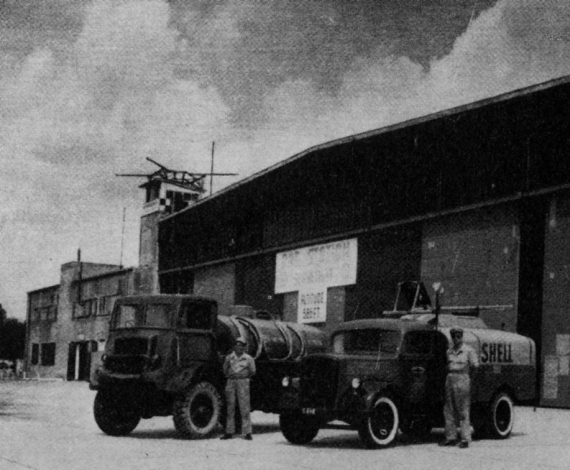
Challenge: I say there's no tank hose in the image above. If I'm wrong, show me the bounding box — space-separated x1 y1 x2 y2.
272 320 294 361
227 317 252 355
287 325 306 361
234 316 263 359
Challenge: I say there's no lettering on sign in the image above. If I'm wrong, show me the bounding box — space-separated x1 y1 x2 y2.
275 239 357 294
298 287 327 324
480 342 514 364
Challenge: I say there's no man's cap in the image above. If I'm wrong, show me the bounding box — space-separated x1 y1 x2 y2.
235 337 247 345
450 327 464 336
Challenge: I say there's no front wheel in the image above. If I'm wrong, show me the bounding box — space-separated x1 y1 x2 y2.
173 382 222 439
94 391 141 436
358 395 399 448
280 412 320 445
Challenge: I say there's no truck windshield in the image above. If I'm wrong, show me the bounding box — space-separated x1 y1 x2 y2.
332 329 401 355
113 304 171 329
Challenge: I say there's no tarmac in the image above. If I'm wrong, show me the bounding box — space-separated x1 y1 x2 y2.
0 380 569 470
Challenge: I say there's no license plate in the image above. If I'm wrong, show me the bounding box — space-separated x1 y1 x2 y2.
302 408 316 415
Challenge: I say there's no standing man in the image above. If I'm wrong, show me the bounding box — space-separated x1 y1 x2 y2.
220 337 256 440
439 327 479 448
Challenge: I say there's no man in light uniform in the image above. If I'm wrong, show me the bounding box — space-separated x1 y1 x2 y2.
220 337 256 440
439 327 479 448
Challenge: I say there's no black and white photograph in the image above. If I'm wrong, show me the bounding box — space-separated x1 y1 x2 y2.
1 1 570 469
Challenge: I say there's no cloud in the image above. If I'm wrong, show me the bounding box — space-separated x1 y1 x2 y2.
0 0 232 317
231 0 570 173
2 0 570 319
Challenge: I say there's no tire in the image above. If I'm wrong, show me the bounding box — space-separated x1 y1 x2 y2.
94 391 141 436
486 392 515 439
173 382 222 439
279 412 320 445
358 395 399 448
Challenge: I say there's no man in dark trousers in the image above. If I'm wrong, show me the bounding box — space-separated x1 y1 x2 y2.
439 327 479 448
220 337 256 440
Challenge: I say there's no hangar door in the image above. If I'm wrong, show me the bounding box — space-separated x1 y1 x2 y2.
420 205 520 332
542 195 570 407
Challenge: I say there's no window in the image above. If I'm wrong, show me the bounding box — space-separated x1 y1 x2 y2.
31 343 39 365
84 299 98 317
98 295 116 316
179 302 214 330
113 304 142 328
112 304 171 329
47 305 57 321
73 303 84 319
31 292 58 323
145 304 172 328
31 309 41 323
332 329 401 355
73 298 98 319
40 343 56 366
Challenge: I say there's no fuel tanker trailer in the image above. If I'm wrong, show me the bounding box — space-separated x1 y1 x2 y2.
89 294 328 438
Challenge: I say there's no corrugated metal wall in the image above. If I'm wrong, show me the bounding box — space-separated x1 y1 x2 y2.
193 264 236 317
421 205 520 332
346 227 423 320
235 255 282 318
542 194 570 407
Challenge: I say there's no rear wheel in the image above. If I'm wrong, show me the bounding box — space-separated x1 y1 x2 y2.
487 392 514 439
280 412 320 445
358 395 399 448
173 382 222 439
94 391 140 436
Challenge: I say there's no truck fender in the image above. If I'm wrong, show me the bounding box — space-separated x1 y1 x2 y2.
164 364 222 394
361 382 394 412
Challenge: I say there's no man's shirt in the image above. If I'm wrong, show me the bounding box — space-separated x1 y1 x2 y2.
223 351 256 379
446 343 479 374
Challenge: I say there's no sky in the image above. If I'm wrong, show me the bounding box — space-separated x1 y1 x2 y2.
1 0 570 320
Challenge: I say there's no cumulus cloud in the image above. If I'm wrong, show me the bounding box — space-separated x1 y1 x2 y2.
233 0 570 170
0 0 231 317
1 0 570 319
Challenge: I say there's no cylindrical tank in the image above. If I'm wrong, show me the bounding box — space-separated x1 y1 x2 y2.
216 314 328 361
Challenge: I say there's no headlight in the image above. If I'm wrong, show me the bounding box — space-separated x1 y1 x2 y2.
351 377 361 389
282 376 291 387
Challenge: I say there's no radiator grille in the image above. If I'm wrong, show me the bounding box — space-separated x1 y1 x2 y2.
300 356 340 409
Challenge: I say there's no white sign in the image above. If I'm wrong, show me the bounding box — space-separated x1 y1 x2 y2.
298 287 327 324
275 238 358 294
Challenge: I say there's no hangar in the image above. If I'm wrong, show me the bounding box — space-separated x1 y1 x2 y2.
157 75 570 408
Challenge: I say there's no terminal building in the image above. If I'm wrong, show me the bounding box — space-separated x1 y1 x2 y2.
25 168 201 381
27 75 570 408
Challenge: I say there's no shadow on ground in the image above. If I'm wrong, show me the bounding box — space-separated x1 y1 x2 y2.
126 421 280 440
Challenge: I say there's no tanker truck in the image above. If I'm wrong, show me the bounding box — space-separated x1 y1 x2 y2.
89 294 328 438
279 282 536 448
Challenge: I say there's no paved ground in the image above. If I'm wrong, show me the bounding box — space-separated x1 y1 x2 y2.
0 380 569 470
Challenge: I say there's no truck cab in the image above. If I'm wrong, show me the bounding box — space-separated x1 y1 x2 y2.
90 294 328 439
91 295 225 438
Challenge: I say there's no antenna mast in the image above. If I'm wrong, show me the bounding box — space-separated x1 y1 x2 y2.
119 207 126 269
210 142 215 196
116 156 237 195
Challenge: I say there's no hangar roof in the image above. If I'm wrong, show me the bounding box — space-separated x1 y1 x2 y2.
161 74 570 223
